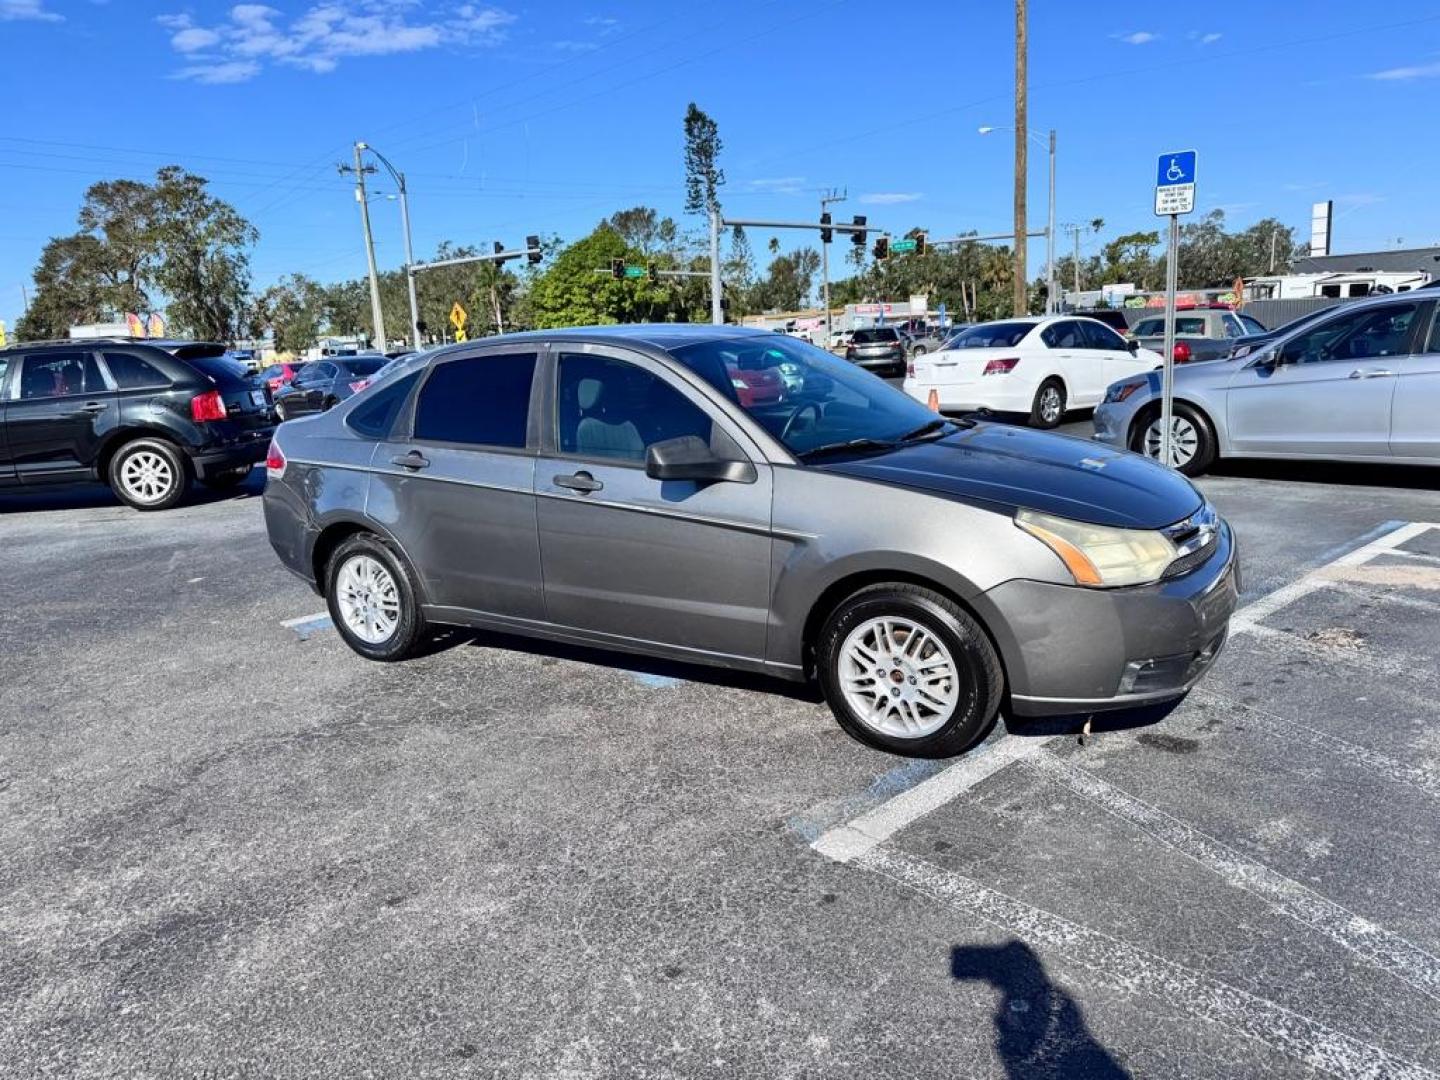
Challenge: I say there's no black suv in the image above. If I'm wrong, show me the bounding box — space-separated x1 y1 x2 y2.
0 339 276 510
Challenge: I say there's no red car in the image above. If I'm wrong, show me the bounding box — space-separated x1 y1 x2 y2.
726 362 785 407
258 362 308 393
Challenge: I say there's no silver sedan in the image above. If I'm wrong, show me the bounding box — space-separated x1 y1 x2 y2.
1092 293 1440 475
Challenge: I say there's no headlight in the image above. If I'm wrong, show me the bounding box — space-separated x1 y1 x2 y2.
1103 380 1145 405
1230 343 1253 359
1016 509 1177 588
730 379 748 389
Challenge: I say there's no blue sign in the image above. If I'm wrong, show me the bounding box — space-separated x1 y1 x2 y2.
1154 149 1197 216
1156 151 1196 187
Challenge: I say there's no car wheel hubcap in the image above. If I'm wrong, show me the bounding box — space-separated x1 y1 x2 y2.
1144 417 1199 467
1040 387 1062 422
337 555 401 645
120 451 175 502
839 616 960 739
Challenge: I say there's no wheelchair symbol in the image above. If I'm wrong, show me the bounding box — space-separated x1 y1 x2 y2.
1166 158 1185 182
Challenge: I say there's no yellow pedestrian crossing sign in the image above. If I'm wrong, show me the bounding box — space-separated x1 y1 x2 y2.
449 302 468 342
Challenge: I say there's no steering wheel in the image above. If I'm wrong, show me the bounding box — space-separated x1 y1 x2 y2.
781 400 824 443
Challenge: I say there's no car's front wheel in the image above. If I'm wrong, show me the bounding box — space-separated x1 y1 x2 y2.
1137 404 1216 477
325 533 428 661
816 584 1003 758
109 438 189 511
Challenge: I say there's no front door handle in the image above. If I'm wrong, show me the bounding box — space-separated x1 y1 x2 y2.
1349 369 1394 379
81 401 108 413
390 450 430 470
553 471 603 493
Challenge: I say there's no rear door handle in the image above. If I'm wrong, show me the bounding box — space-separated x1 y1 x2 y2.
553 471 603 493
1348 369 1394 379
81 401 108 413
934 361 958 367
390 450 430 470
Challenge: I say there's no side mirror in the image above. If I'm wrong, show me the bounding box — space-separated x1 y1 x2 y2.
1126 339 1139 354
645 435 756 484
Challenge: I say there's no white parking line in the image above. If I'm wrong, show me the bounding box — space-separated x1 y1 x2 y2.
1023 750 1440 1005
859 846 1440 1080
811 521 1435 864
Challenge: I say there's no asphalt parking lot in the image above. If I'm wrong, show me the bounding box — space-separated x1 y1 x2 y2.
4 431 1440 1078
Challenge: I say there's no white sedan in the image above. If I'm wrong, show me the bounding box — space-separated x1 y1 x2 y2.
902 315 1162 428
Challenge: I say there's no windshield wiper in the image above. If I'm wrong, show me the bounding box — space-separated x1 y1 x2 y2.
897 419 951 442
798 437 899 461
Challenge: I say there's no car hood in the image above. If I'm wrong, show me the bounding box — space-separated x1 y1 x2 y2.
813 423 1202 529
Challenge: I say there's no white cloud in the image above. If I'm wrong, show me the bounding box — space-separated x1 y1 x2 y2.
859 192 922 205
552 39 599 52
747 177 807 195
1199 32 1221 45
1114 30 1157 45
1369 58 1440 80
160 2 516 82
0 0 62 21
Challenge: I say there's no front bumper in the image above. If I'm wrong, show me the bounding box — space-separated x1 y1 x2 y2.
977 521 1239 717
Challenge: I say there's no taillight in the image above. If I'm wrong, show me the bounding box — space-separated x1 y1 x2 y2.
1173 342 1192 364
268 378 283 391
982 357 1020 376
190 389 227 422
906 359 916 378
266 440 287 479
349 379 370 393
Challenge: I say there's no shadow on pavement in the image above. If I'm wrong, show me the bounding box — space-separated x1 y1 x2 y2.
1004 696 1183 740
952 940 1131 1079
1208 456 1440 491
0 469 264 514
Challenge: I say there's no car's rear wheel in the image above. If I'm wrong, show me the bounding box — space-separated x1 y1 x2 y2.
325 533 428 661
1029 379 1066 428
816 584 1003 758
109 438 189 511
1137 404 1216 477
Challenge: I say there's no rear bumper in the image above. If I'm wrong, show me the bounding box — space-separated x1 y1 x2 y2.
190 427 275 478
977 522 1239 717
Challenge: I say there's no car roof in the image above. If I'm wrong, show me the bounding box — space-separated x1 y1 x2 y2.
431 324 782 351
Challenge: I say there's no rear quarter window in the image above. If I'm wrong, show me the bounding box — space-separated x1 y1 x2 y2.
347 371 420 438
103 352 171 389
188 356 253 388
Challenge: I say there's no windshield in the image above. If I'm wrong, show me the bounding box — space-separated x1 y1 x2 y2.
668 334 950 457
851 329 897 343
1134 316 1207 336
947 322 1034 349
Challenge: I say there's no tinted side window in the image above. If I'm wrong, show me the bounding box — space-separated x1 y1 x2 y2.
104 352 169 389
17 353 105 399
414 353 536 448
557 353 712 463
1284 304 1419 364
348 371 420 438
1040 321 1083 349
1428 306 1440 354
1080 321 1127 350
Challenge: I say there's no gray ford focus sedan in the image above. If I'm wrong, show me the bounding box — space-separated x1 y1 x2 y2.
263 325 1237 758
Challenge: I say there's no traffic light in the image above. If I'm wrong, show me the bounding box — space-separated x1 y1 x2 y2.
526 235 542 265
648 263 659 281
873 236 889 261
851 215 867 246
610 258 624 280
493 241 504 256
914 232 927 256
819 212 832 244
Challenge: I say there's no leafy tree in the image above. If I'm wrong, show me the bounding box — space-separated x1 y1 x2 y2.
15 234 144 340
682 103 725 217
526 226 671 328
146 167 257 339
254 274 326 354
753 247 821 312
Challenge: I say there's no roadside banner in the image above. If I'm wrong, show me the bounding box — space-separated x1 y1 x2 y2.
125 312 146 337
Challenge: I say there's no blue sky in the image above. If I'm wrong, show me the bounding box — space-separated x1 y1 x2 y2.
2 0 1439 330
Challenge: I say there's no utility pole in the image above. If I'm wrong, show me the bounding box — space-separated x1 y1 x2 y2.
820 188 847 346
357 143 421 351
1061 223 1084 297
709 209 723 325
1013 0 1028 316
1269 228 1279 273
340 143 386 350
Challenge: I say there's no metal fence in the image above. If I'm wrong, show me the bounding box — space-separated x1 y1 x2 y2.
1113 296 1350 332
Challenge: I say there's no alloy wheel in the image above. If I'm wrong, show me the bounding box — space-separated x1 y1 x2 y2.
1039 386 1063 424
119 451 176 504
336 554 401 645
838 616 960 739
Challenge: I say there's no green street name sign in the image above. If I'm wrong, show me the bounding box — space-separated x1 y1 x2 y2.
624 266 646 279
891 238 918 254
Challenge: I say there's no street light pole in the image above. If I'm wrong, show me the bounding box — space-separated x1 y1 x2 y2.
709 208 723 325
1013 0 1028 316
358 142 421 351
980 125 1056 313
820 188 847 345
349 142 386 350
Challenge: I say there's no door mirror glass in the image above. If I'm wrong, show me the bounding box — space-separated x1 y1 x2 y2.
1126 339 1139 354
645 435 756 484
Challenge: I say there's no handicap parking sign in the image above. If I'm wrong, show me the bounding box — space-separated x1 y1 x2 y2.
1154 150 1197 216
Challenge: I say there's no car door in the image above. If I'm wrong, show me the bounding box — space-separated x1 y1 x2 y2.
291 362 334 415
1389 300 1440 459
534 346 774 662
1226 301 1423 458
1079 320 1148 396
368 345 546 621
5 350 116 484
1040 320 1105 404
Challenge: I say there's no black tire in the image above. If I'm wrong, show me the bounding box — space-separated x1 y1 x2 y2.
274 401 288 422
202 465 251 491
816 584 1004 758
108 437 189 511
1132 403 1217 477
1028 378 1066 429
324 533 428 662
322 396 339 412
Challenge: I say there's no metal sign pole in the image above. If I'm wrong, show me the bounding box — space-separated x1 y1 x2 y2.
709 209 723 325
1160 212 1179 468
